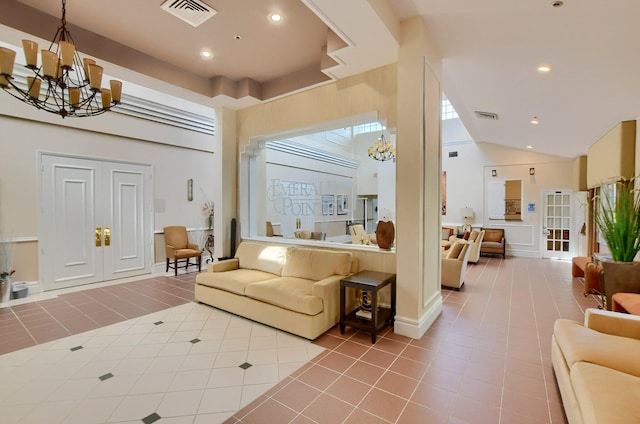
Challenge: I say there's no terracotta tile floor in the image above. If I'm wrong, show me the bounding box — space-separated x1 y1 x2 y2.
0 256 600 423
0 274 195 355
229 256 600 423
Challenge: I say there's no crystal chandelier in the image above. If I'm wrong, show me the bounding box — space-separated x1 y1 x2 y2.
367 133 396 161
0 0 122 118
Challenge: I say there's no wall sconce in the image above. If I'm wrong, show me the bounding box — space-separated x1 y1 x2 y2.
491 169 497 177
187 179 193 201
529 167 535 176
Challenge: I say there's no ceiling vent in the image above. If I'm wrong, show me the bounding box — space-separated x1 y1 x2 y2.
161 0 217 27
474 110 499 120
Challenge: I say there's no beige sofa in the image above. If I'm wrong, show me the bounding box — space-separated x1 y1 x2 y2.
195 241 357 340
552 308 640 423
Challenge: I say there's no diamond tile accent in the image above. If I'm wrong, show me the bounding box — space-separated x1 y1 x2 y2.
190 338 201 344
99 372 114 381
142 412 161 424
239 362 253 370
70 345 83 352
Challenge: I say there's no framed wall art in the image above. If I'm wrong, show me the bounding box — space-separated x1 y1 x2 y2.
322 194 334 215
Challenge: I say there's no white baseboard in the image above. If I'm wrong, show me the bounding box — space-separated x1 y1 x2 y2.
393 297 443 339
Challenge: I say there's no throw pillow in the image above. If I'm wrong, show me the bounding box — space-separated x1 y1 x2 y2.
463 231 470 240
448 242 464 259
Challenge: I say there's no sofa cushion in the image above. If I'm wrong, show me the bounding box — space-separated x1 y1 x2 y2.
245 277 323 316
554 318 640 378
481 241 503 249
571 361 640 424
196 269 279 295
484 230 503 242
282 248 352 280
234 242 288 276
447 242 464 259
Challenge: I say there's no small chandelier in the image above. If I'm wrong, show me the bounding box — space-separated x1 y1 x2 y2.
0 0 122 118
368 133 396 161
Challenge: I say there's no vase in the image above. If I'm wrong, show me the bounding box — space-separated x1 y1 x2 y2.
601 261 640 310
0 277 11 303
376 220 395 250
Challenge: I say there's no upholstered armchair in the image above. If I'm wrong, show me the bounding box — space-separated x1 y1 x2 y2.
349 224 376 245
466 229 485 264
441 241 471 289
164 226 201 276
480 228 505 258
266 221 282 237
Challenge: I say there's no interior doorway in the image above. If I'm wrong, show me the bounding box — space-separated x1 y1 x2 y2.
542 190 573 259
39 154 153 290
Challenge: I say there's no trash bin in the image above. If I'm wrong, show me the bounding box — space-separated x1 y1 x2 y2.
12 281 28 299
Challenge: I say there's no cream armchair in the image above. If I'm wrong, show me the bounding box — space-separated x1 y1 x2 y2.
467 229 485 264
349 224 376 245
441 241 471 289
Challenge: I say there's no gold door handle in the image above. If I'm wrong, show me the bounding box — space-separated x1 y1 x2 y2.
104 227 111 246
95 227 102 247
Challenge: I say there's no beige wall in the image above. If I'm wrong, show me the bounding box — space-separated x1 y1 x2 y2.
587 120 636 188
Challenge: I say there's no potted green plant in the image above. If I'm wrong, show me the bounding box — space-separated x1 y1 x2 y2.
594 178 640 309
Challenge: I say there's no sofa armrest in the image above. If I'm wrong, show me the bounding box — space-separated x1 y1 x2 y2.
585 308 640 340
441 257 463 274
207 258 240 273
312 275 342 299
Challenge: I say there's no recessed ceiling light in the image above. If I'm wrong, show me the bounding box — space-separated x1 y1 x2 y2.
234 35 242 40
530 117 540 125
537 65 552 73
269 13 282 22
526 145 533 150
200 49 213 60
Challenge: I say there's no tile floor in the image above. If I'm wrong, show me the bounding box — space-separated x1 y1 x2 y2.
0 255 600 423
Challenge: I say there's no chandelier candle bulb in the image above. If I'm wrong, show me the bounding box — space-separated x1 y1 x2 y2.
27 77 41 99
82 58 95 78
41 50 58 78
87 64 103 90
0 47 16 77
59 40 75 68
21 40 38 68
68 87 80 106
100 88 111 109
109 80 122 103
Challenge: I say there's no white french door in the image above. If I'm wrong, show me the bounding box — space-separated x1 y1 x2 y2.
39 154 153 290
542 190 573 259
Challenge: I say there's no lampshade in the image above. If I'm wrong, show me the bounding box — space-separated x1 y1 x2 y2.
460 208 474 219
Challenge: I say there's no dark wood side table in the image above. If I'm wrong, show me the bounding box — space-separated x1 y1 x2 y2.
340 270 396 343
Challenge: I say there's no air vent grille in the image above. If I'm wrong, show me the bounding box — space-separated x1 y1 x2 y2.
161 0 217 27
474 110 499 120
448 151 458 158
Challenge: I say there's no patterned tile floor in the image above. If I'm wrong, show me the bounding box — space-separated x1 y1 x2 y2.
0 256 600 423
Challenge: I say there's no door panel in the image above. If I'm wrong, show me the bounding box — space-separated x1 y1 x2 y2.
542 190 572 259
104 164 150 279
42 156 102 289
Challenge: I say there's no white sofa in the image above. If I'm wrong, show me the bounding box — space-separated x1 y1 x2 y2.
552 308 640 423
195 241 357 340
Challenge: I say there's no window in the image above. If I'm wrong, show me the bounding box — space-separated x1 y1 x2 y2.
442 96 459 120
353 122 384 135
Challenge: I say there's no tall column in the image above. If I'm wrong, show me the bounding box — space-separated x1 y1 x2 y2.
214 107 238 259
394 17 443 339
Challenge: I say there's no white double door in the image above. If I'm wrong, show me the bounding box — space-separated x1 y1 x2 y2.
39 154 153 291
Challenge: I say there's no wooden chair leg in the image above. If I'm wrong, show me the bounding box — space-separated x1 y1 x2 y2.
197 255 201 272
166 258 169 272
174 259 178 276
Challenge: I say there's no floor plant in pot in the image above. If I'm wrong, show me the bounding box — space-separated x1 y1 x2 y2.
594 178 640 310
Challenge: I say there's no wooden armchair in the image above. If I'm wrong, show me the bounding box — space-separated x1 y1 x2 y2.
164 226 201 276
480 228 505 258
